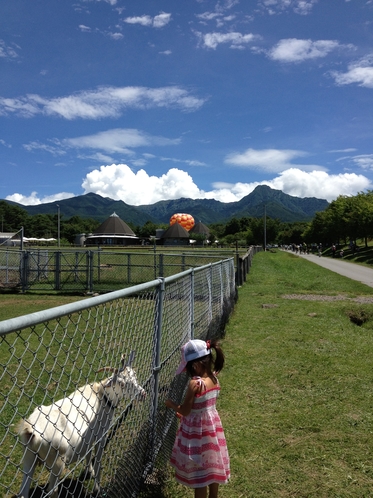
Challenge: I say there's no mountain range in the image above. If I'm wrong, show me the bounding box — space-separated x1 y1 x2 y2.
4 186 329 226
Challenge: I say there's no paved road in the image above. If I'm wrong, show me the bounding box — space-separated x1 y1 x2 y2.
289 251 373 289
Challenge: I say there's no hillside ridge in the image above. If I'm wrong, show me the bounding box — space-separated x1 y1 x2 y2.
3 186 329 225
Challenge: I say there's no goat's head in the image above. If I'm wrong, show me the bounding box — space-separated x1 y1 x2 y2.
98 353 146 405
116 366 146 400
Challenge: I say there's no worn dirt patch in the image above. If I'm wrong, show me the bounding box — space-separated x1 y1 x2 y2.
282 294 373 304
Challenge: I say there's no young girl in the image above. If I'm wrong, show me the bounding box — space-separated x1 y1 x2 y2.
165 339 230 498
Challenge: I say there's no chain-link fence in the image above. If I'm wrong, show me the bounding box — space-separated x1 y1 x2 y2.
0 248 241 293
0 257 236 498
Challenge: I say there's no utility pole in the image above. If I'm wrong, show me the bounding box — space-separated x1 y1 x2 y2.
57 204 60 248
264 204 267 251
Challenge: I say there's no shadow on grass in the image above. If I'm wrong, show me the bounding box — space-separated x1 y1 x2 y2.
10 478 90 498
324 244 373 265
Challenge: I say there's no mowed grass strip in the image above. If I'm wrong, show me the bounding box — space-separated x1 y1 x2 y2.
162 250 373 498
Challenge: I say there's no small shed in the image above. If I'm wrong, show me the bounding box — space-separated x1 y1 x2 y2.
0 232 20 247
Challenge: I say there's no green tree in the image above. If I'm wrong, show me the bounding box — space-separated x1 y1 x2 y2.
250 217 279 245
24 213 55 238
62 216 100 244
277 221 309 245
137 221 161 238
303 210 330 245
224 218 242 236
208 222 226 240
0 201 28 232
348 191 373 247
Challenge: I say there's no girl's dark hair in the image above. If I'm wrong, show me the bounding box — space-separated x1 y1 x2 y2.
185 339 225 377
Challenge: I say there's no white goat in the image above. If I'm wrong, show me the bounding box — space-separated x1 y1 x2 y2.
17 355 145 498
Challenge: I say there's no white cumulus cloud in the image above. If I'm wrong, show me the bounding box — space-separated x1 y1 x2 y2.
6 191 75 206
196 31 257 49
267 168 371 200
124 12 171 28
224 147 325 173
124 15 153 26
0 39 19 60
63 128 180 154
349 154 373 170
78 25 91 33
96 0 118 5
331 54 373 88
269 38 345 63
81 164 203 205
6 165 372 206
260 0 318 15
80 165 372 204
0 85 205 118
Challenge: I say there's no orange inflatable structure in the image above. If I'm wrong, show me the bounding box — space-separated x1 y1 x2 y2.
169 213 195 231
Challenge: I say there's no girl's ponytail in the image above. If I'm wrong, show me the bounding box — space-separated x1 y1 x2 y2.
210 339 225 373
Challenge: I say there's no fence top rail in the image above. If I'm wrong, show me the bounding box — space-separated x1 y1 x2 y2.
0 248 237 255
0 278 161 336
164 257 233 284
0 258 234 336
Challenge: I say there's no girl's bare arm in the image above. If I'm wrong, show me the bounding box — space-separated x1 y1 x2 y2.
165 379 199 416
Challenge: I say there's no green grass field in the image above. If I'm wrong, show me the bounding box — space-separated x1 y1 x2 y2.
161 250 373 497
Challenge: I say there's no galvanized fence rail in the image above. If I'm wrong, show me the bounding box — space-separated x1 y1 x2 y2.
0 248 240 293
0 257 237 498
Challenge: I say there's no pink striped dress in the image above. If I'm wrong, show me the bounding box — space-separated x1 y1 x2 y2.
170 377 230 488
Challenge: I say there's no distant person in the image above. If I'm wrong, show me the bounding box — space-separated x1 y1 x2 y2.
332 244 336 258
166 339 230 498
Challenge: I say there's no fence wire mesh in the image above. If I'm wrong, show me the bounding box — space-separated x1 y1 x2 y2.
0 248 240 293
0 258 237 498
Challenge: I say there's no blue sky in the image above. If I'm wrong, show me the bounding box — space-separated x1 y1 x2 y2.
1 0 373 207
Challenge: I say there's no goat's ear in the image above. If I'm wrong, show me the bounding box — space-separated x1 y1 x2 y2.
103 375 117 388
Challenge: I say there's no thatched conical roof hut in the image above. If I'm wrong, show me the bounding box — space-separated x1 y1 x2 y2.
94 212 135 236
85 212 139 246
190 221 210 236
160 223 190 246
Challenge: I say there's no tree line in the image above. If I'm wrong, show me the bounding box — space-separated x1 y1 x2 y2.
1 191 372 247
211 191 373 248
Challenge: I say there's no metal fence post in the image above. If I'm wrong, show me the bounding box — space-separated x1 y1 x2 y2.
74 252 79 283
98 249 101 283
191 269 195 340
236 243 242 286
21 250 29 293
209 264 213 323
148 278 165 471
87 250 94 292
55 251 61 291
159 253 164 277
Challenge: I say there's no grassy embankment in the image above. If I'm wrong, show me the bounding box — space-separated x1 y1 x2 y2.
161 250 373 497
